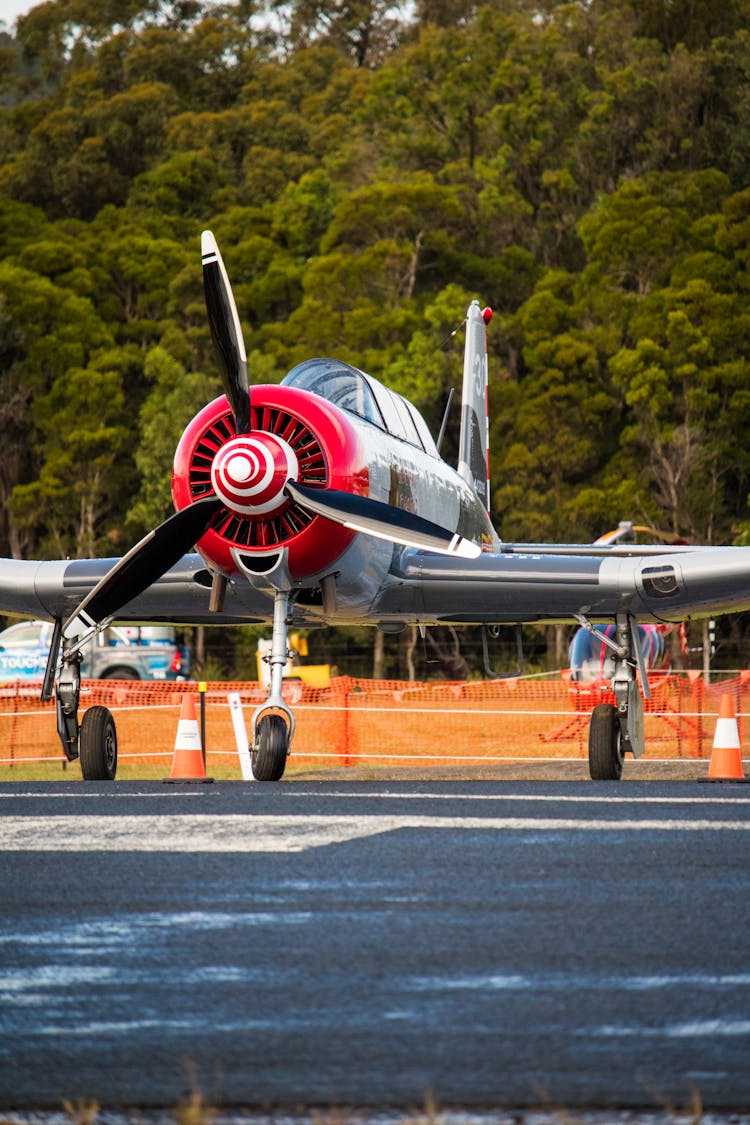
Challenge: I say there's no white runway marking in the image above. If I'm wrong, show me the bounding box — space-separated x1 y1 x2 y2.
595 1019 750 1038
3 787 749 804
0 790 205 799
1 813 749 852
406 969 750 992
285 789 750 805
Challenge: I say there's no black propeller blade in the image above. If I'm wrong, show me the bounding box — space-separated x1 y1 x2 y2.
202 229 251 434
60 231 482 652
63 496 223 636
286 480 481 559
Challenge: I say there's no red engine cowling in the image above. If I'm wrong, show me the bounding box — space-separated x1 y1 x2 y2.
172 385 368 581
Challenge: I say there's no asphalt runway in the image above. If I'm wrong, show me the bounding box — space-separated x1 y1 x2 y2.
1 779 750 1115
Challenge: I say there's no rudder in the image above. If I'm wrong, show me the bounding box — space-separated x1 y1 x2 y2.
458 300 492 511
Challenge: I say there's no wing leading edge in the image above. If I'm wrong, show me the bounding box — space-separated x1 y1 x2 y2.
4 543 750 630
376 545 750 625
0 556 270 626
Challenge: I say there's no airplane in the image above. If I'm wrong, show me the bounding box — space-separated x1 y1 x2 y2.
2 230 750 784
569 621 671 684
568 524 681 684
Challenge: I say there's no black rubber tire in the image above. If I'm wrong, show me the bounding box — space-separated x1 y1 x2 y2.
252 715 288 781
100 667 139 681
588 702 623 781
79 706 118 781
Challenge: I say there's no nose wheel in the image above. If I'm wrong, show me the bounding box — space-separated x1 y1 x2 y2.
252 714 289 781
250 590 295 781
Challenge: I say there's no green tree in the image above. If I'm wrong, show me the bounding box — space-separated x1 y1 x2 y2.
9 364 133 557
502 171 750 543
268 0 407 66
380 283 475 441
127 345 221 534
1 0 750 669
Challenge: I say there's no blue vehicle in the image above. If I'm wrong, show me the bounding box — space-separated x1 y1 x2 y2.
0 619 187 682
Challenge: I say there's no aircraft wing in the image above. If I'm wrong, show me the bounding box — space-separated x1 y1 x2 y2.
0 555 273 627
375 545 750 625
4 542 750 631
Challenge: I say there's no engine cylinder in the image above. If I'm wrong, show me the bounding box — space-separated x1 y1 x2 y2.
172 386 368 581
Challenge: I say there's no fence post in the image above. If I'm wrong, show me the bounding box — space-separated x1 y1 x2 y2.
198 680 207 766
739 671 750 752
331 676 354 767
10 680 18 768
343 678 352 766
689 672 704 758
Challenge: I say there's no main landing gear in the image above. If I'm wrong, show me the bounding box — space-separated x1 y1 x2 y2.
589 702 624 781
576 611 648 782
251 590 294 781
48 588 296 783
50 631 118 780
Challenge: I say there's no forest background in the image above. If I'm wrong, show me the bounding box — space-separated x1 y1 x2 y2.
1 0 750 679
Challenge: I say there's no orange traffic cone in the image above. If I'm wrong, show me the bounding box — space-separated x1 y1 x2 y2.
704 693 747 783
163 694 213 783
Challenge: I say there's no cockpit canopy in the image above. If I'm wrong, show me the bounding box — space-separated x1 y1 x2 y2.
282 358 439 458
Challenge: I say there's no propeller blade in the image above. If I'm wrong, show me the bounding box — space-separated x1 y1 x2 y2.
201 229 250 434
286 481 481 559
593 523 685 546
64 496 223 635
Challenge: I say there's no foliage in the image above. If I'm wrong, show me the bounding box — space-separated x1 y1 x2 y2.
2 0 750 668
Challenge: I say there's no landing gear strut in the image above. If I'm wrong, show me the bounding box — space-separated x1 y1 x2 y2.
46 626 118 781
577 611 647 781
251 590 294 781
54 644 82 764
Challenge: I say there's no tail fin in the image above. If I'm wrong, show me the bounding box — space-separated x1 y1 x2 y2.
457 300 492 512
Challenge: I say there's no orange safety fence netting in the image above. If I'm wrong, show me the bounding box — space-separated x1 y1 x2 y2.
2 670 750 771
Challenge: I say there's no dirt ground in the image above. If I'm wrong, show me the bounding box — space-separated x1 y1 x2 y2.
289 758 723 783
5 756 743 784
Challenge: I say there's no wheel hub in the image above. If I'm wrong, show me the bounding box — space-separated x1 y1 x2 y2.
211 434 298 516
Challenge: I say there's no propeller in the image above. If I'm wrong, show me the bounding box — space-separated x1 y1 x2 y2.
593 522 687 547
59 231 481 646
286 481 481 559
58 235 244 640
63 496 222 637
201 229 250 434
200 227 481 562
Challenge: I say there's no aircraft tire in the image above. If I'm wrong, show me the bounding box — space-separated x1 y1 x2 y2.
79 706 118 781
252 714 288 781
588 703 623 781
